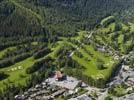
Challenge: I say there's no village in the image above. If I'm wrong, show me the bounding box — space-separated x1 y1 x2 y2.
108 64 134 100
14 37 134 100
14 70 94 100
14 62 134 100
14 31 134 100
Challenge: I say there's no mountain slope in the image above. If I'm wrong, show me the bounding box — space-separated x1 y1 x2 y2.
0 0 44 37
1 0 134 38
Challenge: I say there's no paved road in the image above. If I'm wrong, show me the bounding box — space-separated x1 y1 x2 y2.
98 89 108 100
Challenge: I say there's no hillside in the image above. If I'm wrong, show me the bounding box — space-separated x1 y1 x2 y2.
1 0 134 49
0 0 44 37
0 0 134 99
0 16 134 99
1 0 134 38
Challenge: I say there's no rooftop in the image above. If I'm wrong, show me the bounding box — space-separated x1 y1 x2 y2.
46 76 79 90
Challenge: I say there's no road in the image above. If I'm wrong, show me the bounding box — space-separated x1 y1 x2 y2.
98 89 108 100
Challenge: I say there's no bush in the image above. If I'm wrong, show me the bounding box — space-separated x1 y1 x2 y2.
105 96 113 100
26 57 54 74
0 72 9 80
26 60 44 74
33 48 51 59
13 53 31 62
0 59 14 68
96 59 105 70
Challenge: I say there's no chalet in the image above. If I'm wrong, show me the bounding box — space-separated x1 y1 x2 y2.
77 95 92 100
97 46 106 53
127 78 134 85
42 96 52 100
51 89 66 98
122 65 129 71
54 71 67 81
55 71 62 79
35 84 41 89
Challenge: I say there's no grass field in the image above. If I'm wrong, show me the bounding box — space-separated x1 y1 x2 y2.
72 45 115 79
95 20 133 54
0 57 35 90
1 16 133 90
97 23 116 33
100 16 114 26
0 42 70 90
0 47 16 59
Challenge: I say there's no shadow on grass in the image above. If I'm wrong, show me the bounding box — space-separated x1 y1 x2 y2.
0 73 9 81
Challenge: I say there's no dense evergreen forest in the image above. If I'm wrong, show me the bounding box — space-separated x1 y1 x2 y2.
1 0 134 37
1 0 134 49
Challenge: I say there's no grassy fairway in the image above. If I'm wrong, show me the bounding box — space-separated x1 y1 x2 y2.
0 41 72 90
71 18 134 80
72 45 115 79
100 16 114 26
71 31 88 40
0 16 132 90
0 57 35 90
97 23 116 33
0 47 16 59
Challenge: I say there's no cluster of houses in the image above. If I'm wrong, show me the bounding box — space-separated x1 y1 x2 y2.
15 84 63 100
108 64 134 99
15 71 93 100
120 65 134 87
14 63 134 100
96 44 120 61
14 51 134 100
14 65 134 100
117 93 134 100
109 64 134 86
